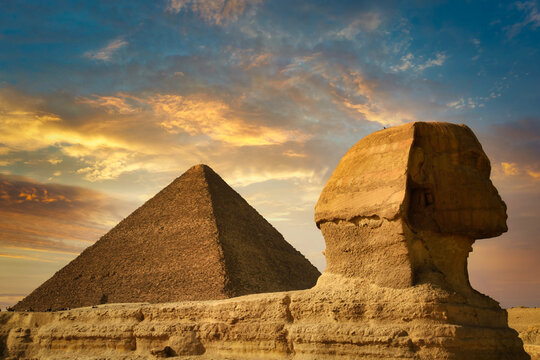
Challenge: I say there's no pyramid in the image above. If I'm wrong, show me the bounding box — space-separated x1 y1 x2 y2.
14 164 320 311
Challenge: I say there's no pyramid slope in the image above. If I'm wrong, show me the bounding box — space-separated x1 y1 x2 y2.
204 166 321 296
15 165 320 311
15 165 227 311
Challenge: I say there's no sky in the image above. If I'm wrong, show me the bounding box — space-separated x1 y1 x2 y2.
0 0 539 309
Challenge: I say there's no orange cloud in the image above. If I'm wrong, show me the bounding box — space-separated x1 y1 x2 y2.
501 162 520 176
527 169 540 179
2 178 72 206
0 174 133 255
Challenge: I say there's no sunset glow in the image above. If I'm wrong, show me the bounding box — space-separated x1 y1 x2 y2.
0 0 539 309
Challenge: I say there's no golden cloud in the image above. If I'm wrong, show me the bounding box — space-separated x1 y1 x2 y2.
0 90 136 155
501 162 520 176
78 92 310 147
1 88 311 181
148 94 311 146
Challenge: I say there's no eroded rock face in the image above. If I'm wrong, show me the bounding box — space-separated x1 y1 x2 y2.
0 122 529 360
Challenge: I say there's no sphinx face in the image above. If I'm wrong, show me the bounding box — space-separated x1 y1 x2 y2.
407 123 507 239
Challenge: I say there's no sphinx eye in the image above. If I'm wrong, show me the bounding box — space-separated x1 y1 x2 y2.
464 150 480 167
463 150 490 175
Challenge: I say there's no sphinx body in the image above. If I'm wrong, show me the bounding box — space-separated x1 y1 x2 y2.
0 122 529 359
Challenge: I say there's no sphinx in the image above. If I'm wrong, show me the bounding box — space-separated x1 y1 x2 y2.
0 122 529 359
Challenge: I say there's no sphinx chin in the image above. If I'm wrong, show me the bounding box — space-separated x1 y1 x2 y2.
0 122 530 360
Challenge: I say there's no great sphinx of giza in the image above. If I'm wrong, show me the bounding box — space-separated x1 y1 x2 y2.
0 122 530 359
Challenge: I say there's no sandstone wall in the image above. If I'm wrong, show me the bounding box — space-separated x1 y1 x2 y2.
0 277 529 360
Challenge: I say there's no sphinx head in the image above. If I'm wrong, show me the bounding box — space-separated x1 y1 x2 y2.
406 122 507 238
315 122 507 290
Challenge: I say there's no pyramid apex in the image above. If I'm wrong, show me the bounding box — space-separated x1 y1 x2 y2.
183 164 221 184
186 163 217 175
189 163 211 171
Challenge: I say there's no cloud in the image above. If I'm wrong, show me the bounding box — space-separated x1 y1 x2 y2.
76 94 139 114
0 173 132 257
505 1 540 38
167 0 263 25
229 49 273 69
446 97 483 110
275 53 426 126
0 173 135 307
498 161 540 180
333 12 382 39
84 38 128 61
0 88 166 181
501 162 520 176
0 87 316 182
78 92 311 147
391 52 446 73
282 150 306 158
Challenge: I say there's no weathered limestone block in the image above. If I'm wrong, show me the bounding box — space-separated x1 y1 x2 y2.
0 122 530 359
